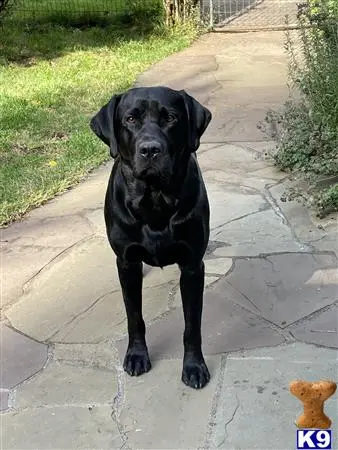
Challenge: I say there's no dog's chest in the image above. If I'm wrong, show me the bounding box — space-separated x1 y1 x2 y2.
141 225 177 267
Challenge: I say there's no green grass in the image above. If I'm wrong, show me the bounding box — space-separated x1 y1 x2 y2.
0 13 200 226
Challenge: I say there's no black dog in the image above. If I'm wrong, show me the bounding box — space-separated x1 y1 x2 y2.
90 86 212 389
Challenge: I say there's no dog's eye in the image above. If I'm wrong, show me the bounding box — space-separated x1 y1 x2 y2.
126 115 136 123
167 113 176 123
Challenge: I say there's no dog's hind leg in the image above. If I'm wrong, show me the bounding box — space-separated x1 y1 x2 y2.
117 258 151 376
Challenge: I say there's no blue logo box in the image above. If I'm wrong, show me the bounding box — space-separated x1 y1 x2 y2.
297 429 332 449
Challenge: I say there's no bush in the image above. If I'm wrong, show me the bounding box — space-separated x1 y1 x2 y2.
0 0 13 19
266 0 338 217
120 1 164 26
272 101 338 176
315 184 338 218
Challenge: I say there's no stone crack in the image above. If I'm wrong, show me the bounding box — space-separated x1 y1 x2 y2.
217 394 240 449
110 355 131 450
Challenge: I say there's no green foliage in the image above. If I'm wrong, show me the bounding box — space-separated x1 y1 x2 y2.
268 0 338 217
271 101 338 176
0 0 13 19
315 184 338 218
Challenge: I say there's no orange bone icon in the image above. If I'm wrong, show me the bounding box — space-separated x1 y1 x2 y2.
289 380 337 429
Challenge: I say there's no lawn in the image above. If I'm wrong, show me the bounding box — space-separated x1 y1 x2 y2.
0 4 199 226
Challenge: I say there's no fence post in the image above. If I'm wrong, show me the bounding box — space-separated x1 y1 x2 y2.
209 0 214 28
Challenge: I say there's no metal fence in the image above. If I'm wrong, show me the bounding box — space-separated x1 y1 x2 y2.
9 0 300 30
9 0 163 23
201 0 300 30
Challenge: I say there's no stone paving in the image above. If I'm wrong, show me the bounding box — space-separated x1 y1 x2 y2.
1 31 337 449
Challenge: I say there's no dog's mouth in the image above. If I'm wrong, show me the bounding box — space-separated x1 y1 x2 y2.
134 163 173 185
137 166 158 177
133 166 159 183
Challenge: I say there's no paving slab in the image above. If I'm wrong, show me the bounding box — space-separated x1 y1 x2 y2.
236 141 278 155
224 252 338 327
53 265 181 344
1 214 93 249
198 142 230 155
137 32 287 142
136 54 219 104
206 182 268 231
289 304 338 348
135 54 218 88
1 324 47 389
117 279 285 361
250 165 285 180
198 144 268 175
212 209 304 256
83 208 106 236
269 182 329 244
207 343 338 449
197 31 287 58
205 102 283 142
53 342 119 369
22 162 110 221
2 406 122 449
1 245 64 308
143 264 180 288
214 69 287 90
198 142 283 193
312 233 338 255
118 356 221 449
5 236 121 341
54 283 174 343
202 168 284 192
0 390 10 412
14 361 117 409
204 257 233 276
308 219 338 255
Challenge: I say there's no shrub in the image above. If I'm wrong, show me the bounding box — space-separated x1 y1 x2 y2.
0 0 13 19
315 184 338 218
267 0 338 217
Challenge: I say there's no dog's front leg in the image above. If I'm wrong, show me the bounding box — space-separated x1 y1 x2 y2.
117 258 151 376
180 261 210 389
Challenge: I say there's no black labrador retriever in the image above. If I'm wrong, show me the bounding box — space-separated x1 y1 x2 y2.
90 86 212 389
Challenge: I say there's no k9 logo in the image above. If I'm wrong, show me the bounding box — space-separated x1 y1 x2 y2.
297 430 332 449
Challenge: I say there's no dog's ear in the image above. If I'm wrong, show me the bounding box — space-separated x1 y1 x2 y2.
180 90 212 152
90 94 122 158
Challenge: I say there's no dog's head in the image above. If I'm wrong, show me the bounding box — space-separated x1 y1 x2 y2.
90 86 211 186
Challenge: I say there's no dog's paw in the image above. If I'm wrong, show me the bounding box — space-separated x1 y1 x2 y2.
182 360 210 389
123 347 151 376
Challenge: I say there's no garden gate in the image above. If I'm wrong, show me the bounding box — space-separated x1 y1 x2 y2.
201 0 300 30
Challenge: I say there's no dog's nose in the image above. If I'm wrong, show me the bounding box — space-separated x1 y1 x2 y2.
139 142 162 159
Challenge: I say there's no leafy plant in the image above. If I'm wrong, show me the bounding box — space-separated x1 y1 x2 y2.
0 0 14 19
265 0 338 217
315 184 338 218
